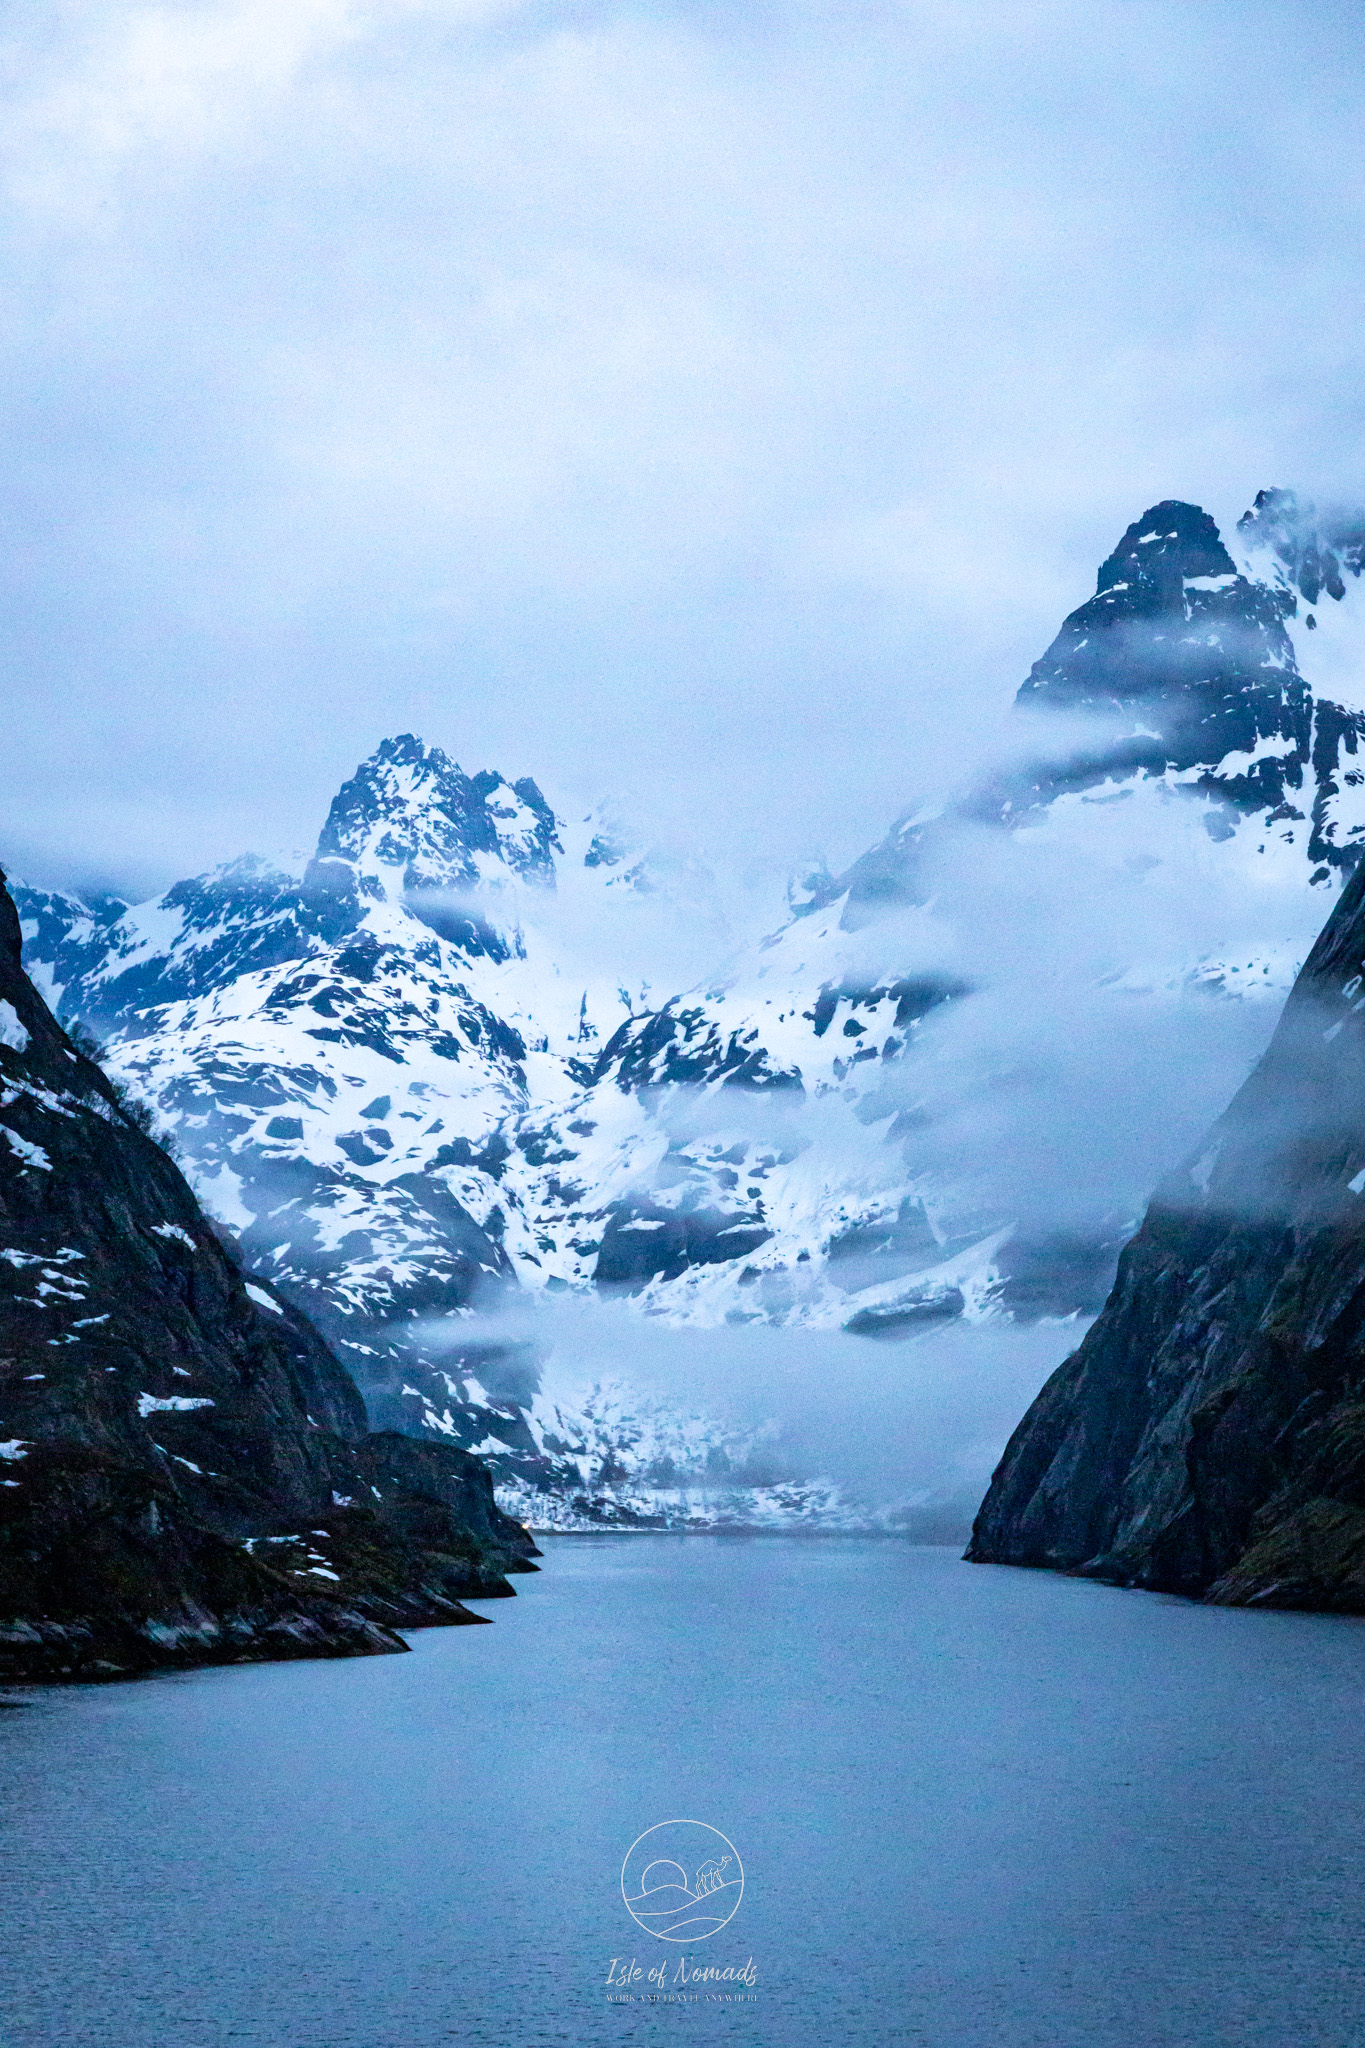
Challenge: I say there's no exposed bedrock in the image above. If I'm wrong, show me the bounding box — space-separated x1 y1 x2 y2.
969 854 1365 1611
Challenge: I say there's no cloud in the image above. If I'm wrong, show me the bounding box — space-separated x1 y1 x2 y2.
4 1 534 211
811 773 1325 1243
5 0 1365 896
445 1279 1081 1526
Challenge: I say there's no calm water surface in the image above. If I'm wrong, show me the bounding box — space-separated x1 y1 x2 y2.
3 1536 1365 2047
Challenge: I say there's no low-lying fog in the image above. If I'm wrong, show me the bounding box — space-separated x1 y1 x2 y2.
460 1290 1086 1532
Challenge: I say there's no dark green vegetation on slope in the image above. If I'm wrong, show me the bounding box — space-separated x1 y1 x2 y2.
0 870 537 1683
970 853 1365 1610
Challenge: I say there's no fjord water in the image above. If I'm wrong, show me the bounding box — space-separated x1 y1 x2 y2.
3 1539 1365 2048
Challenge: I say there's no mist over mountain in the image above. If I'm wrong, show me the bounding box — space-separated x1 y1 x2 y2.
13 485 1365 1532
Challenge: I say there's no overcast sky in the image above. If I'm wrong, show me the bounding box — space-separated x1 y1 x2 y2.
5 0 1365 901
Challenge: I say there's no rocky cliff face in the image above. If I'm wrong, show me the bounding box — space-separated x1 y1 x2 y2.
968 851 1365 1611
0 868 536 1682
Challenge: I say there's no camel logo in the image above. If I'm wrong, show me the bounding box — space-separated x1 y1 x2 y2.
620 1820 744 1942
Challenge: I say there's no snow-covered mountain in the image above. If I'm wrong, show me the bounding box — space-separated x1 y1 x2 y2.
514 490 1365 1331
14 738 858 1525
15 485 1365 1525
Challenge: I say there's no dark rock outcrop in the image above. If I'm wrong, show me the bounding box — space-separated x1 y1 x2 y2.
0 869 536 1682
589 1003 803 1095
1012 500 1310 796
968 853 1365 1610
595 1198 773 1289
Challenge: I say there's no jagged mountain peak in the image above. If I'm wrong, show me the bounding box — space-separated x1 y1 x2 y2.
993 490 1365 865
1016 495 1291 728
316 734 562 897
790 489 1362 940
1093 499 1236 601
